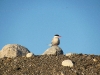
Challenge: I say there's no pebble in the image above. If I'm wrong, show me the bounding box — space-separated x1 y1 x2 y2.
62 59 73 67
66 53 73 57
26 53 34 57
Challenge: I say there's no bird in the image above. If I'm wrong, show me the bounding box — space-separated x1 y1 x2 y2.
49 34 61 46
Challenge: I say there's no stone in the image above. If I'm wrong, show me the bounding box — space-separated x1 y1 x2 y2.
0 44 30 58
93 58 97 62
0 50 2 58
62 59 73 67
26 53 34 57
42 46 63 55
61 72 64 75
66 53 73 57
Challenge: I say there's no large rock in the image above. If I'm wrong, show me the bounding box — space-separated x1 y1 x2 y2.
42 46 63 55
0 44 30 58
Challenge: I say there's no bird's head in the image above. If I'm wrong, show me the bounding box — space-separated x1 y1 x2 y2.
54 34 61 38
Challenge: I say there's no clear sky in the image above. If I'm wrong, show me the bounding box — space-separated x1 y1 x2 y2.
0 0 100 55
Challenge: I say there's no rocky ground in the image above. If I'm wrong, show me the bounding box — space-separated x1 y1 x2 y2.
0 54 100 75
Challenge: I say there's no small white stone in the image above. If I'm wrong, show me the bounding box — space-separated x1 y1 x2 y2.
62 60 73 67
93 58 97 62
61 72 64 75
26 53 33 57
66 53 73 56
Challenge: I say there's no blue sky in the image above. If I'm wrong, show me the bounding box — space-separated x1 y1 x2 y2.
0 0 100 55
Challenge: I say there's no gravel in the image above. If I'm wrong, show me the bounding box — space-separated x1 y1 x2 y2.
0 54 100 75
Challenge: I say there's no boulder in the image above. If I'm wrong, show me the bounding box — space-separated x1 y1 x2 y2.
0 44 30 58
42 46 63 55
62 59 73 67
